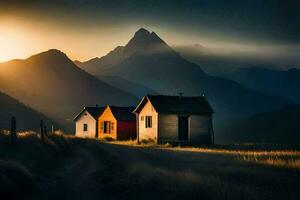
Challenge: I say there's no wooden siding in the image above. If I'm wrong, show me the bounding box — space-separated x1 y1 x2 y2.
98 107 117 140
138 100 158 141
75 110 97 138
158 114 212 144
189 115 212 144
158 114 178 142
117 121 136 140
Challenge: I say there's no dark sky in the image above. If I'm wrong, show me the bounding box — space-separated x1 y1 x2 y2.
1 0 299 61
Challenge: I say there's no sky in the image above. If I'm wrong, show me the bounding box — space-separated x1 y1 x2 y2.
0 0 300 62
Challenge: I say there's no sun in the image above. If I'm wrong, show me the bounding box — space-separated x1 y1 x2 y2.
0 19 39 62
0 35 21 62
0 21 25 62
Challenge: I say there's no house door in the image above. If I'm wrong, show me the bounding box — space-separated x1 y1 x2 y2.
178 116 189 141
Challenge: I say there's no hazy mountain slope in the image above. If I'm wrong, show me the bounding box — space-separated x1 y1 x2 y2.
174 45 300 77
227 67 300 103
0 50 137 131
78 28 293 138
220 105 300 143
96 75 158 98
0 91 56 131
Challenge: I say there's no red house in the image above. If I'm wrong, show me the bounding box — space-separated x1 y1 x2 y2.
98 106 136 140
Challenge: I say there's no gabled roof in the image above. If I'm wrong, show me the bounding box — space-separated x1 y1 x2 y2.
74 106 105 121
109 106 136 121
133 95 214 115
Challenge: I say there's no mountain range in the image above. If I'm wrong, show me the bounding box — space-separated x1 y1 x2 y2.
0 50 137 131
226 67 300 103
76 28 293 142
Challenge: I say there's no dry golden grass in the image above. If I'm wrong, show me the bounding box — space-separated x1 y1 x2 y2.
103 140 300 169
240 154 300 169
161 146 300 169
109 139 158 147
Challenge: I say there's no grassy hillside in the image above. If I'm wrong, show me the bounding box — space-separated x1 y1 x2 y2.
0 131 72 200
1 133 299 200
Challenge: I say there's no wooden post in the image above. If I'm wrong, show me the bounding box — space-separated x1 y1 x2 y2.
210 116 214 145
44 126 47 136
51 125 54 135
40 119 44 142
10 116 17 144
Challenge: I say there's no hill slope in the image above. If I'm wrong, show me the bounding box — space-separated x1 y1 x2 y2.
221 105 300 143
77 28 293 140
227 67 300 103
0 50 137 131
0 91 55 131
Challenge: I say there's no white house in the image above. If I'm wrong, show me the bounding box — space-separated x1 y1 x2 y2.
74 106 104 138
133 95 214 145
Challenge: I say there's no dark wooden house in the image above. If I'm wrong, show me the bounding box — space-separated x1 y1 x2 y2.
133 95 214 144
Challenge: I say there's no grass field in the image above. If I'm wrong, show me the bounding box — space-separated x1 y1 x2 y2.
0 131 299 200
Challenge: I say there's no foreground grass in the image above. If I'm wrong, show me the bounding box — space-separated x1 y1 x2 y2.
1 133 300 200
0 131 73 200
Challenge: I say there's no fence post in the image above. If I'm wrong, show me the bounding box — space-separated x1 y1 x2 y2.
40 119 44 143
10 116 17 144
44 126 47 136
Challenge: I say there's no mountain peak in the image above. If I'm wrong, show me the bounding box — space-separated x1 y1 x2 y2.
134 28 151 37
28 49 73 66
34 49 68 59
125 28 169 54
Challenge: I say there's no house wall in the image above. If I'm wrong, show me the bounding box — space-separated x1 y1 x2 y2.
117 121 136 140
189 115 212 144
158 114 178 143
138 100 158 141
98 107 117 140
158 114 212 144
75 110 97 138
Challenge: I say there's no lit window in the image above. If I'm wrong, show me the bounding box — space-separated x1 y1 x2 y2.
145 116 152 128
83 124 88 132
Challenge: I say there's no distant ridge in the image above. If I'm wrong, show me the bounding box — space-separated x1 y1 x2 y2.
221 105 300 143
227 67 300 103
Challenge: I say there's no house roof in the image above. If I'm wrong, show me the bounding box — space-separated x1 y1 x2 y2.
109 106 136 121
74 106 105 121
133 95 214 115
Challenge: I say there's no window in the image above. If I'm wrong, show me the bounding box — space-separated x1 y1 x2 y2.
145 116 152 128
141 116 144 121
83 123 88 132
103 121 111 134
